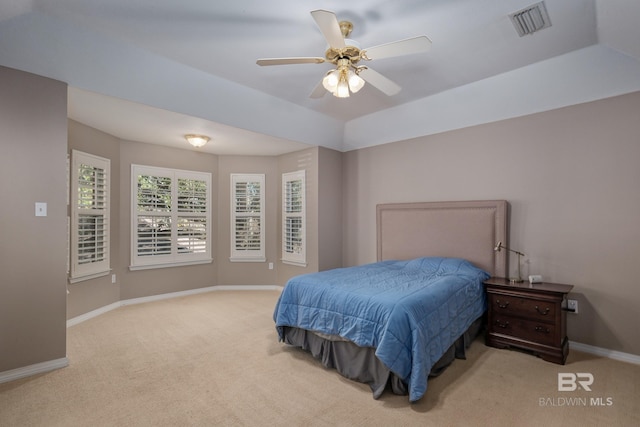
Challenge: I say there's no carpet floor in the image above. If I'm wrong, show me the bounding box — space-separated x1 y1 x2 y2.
1 290 638 426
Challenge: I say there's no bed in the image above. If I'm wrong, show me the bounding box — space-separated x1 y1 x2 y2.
273 200 508 402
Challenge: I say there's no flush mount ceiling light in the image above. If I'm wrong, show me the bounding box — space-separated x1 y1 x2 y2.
184 134 210 148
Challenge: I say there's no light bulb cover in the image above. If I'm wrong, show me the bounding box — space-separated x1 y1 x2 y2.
322 70 340 92
347 70 365 93
185 134 210 147
335 76 350 98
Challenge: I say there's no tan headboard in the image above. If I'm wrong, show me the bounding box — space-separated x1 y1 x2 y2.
376 200 508 277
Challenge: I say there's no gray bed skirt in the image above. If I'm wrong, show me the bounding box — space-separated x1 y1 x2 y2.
281 315 484 399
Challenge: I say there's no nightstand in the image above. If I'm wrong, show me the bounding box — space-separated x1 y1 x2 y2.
484 277 574 364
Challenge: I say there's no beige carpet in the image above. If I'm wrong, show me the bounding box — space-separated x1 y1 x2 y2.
1 290 638 427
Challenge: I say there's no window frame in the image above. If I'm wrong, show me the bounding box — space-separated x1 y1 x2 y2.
69 150 111 283
130 164 212 270
230 173 266 262
281 170 306 267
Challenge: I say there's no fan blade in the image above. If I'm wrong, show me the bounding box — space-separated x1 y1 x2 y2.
256 57 325 66
363 36 432 60
311 9 346 49
358 68 401 96
309 79 326 99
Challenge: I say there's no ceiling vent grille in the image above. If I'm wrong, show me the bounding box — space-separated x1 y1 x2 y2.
509 1 552 37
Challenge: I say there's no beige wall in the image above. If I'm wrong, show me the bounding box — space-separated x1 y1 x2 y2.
343 91 640 356
277 148 319 284
118 141 219 300
68 122 220 308
0 66 68 371
65 126 342 313
216 155 279 286
67 121 121 318
317 147 343 272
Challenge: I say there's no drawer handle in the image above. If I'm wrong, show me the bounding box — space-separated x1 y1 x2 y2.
496 299 509 309
535 306 550 315
534 326 550 334
495 320 510 329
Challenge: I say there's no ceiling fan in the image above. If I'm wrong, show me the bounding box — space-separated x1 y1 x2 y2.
256 9 432 99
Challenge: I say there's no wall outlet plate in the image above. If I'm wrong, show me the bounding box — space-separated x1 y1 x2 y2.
567 299 578 313
35 202 47 217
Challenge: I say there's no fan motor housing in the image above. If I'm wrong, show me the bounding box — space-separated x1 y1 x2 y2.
324 20 362 64
325 46 362 64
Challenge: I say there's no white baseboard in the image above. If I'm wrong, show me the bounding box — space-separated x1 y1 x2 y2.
66 301 122 327
67 285 283 327
0 357 68 385
570 341 640 365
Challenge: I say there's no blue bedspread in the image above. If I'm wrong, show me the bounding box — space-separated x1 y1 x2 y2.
273 257 489 402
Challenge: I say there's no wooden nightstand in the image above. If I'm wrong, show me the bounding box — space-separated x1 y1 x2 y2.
484 277 574 364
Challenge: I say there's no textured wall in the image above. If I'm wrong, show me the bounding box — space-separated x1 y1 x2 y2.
342 92 640 356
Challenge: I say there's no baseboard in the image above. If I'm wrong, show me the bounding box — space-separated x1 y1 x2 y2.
570 341 640 365
67 285 283 327
67 301 122 327
0 357 69 385
119 285 219 307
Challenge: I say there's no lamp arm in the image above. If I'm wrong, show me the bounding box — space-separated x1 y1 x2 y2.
494 241 525 282
494 241 525 257
505 247 525 257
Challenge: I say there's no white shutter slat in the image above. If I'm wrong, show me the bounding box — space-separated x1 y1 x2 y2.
282 171 305 264
230 174 265 261
131 165 211 268
71 151 110 280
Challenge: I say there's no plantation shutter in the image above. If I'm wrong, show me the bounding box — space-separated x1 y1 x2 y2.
70 150 110 282
177 178 208 254
230 174 265 262
136 173 173 257
131 165 211 269
282 170 306 266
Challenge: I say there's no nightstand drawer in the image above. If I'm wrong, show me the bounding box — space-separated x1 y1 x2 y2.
488 293 557 321
490 316 558 347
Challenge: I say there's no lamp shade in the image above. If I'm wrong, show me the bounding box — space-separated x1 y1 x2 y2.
335 76 350 98
322 70 340 93
347 70 365 93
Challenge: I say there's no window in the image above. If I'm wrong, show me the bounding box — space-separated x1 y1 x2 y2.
70 150 110 282
282 170 306 266
131 165 211 270
230 174 265 262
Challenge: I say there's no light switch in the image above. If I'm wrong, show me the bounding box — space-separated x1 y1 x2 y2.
35 202 47 217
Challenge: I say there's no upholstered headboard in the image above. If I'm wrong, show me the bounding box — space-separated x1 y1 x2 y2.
376 200 508 277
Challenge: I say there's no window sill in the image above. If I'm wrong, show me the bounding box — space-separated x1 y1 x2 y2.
281 260 307 267
69 269 111 284
229 256 267 263
129 258 212 271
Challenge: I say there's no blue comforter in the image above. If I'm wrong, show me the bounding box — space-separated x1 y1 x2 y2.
273 257 489 402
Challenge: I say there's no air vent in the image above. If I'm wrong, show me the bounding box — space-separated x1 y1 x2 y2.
509 1 552 37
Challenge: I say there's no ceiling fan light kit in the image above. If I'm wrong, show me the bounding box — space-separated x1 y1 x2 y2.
322 58 366 98
256 9 432 99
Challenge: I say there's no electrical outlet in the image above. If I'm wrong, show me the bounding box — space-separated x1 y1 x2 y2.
111 274 116 284
567 299 578 314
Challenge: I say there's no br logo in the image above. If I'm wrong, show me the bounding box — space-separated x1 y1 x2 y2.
558 373 594 391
